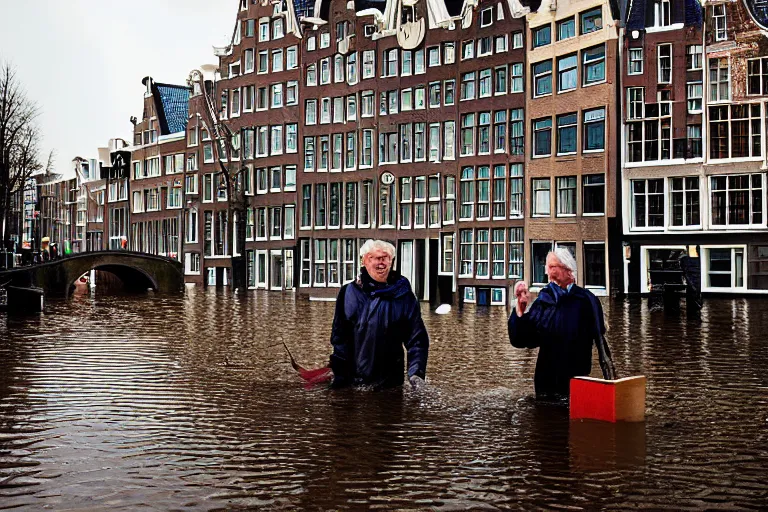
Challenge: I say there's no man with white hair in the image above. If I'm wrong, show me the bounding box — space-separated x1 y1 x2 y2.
507 248 606 400
329 239 429 390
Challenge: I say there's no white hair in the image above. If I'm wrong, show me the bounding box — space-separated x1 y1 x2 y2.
360 239 396 263
550 248 577 280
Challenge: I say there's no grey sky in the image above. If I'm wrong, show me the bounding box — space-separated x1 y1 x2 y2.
0 1 236 176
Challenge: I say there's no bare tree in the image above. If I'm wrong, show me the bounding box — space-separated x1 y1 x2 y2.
189 70 248 290
0 61 43 247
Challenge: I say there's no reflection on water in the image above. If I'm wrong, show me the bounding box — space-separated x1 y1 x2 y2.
0 290 766 510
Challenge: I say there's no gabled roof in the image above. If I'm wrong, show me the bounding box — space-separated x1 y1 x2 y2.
154 83 190 135
626 0 701 30
355 0 387 12
294 0 314 19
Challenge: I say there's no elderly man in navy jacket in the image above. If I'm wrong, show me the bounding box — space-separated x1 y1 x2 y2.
329 239 429 389
508 248 606 400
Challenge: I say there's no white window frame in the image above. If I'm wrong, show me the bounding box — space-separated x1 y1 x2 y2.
701 245 747 292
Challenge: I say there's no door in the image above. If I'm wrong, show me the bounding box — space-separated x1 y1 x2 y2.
429 238 439 306
270 250 283 290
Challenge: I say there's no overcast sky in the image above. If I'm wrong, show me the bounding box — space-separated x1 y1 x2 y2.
0 1 235 177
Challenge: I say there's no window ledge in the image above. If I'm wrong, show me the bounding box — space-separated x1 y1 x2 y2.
645 23 685 33
582 80 607 89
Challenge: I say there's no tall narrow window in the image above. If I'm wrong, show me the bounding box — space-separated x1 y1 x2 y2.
670 177 700 227
493 111 506 153
400 177 412 228
713 4 727 41
492 165 506 219
556 113 577 155
709 58 730 102
508 228 524 278
509 164 523 218
584 243 606 288
556 176 577 216
460 167 475 220
583 108 605 151
583 174 605 215
477 167 490 219
459 229 473 276
444 175 456 223
657 44 672 84
533 60 552 97
557 54 577 92
533 118 552 157
583 45 606 85
628 48 643 75
532 178 551 216
315 183 327 227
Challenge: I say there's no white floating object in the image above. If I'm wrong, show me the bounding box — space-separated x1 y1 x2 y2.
435 304 452 315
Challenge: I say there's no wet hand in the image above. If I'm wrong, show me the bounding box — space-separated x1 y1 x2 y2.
514 281 530 317
409 375 426 391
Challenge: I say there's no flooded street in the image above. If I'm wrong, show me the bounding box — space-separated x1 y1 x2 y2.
0 290 766 510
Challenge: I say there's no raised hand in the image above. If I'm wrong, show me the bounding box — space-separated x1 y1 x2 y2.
514 281 530 317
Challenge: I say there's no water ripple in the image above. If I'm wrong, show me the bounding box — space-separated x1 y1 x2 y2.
0 293 766 510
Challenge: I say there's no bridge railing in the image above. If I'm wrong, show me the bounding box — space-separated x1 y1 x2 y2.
2 249 182 270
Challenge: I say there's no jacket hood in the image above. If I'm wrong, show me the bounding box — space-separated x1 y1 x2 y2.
537 282 591 305
357 268 414 299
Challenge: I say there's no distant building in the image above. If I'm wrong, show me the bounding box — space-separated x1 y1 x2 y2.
127 77 190 261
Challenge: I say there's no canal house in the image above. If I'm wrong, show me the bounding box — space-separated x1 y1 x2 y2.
620 0 768 295
525 0 619 298
295 0 531 305
127 77 190 263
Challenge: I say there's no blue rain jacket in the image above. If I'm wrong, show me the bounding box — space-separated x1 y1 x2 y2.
508 283 605 398
329 269 429 388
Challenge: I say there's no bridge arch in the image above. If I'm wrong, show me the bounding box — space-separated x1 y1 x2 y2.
65 263 159 293
0 251 184 297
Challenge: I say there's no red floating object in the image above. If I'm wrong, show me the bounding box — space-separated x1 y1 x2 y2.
283 342 333 386
570 375 647 423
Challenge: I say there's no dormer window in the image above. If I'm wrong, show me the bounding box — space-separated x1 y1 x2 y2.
654 0 671 27
481 7 494 27
336 21 347 41
273 18 284 39
713 4 727 41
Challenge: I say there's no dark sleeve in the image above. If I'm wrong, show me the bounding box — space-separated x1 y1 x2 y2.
329 285 354 386
508 300 542 349
404 298 429 379
595 296 606 336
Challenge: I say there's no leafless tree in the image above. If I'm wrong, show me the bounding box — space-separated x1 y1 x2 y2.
0 61 43 246
189 70 248 290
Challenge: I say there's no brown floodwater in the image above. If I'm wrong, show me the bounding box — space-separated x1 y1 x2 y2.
0 288 766 511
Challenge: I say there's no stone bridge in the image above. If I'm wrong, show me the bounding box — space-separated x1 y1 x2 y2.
0 251 184 297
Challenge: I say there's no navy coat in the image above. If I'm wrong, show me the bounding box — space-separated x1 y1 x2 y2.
508 283 605 398
329 269 429 388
